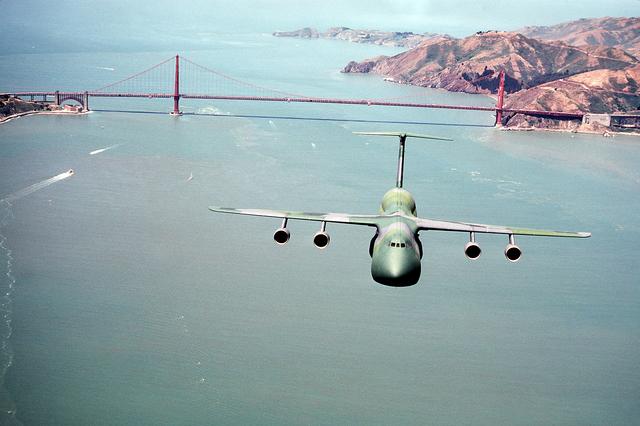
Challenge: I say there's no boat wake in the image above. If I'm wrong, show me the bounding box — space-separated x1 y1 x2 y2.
89 144 120 156
196 106 228 115
0 170 75 204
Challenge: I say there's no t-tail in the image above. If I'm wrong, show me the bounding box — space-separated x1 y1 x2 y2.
353 132 452 188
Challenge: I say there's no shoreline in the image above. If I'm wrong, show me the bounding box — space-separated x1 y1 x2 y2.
0 109 90 125
499 125 640 138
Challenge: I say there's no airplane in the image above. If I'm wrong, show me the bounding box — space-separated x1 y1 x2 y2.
209 132 590 287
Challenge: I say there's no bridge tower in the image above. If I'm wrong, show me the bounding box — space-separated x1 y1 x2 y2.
495 70 505 126
171 55 181 115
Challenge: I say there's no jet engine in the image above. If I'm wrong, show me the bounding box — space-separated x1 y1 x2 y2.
313 221 330 249
464 242 482 260
313 231 330 249
273 228 290 245
464 232 481 260
273 218 290 245
504 235 522 262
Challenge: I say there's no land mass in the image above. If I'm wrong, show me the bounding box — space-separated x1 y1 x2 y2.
273 27 444 49
519 16 640 57
338 17 640 132
501 64 640 131
0 95 48 122
343 31 635 94
0 95 85 124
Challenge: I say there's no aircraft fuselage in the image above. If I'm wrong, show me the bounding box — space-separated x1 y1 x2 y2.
370 187 423 286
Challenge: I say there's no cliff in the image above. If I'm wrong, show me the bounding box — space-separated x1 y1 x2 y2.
342 31 637 95
273 26 442 49
0 95 46 120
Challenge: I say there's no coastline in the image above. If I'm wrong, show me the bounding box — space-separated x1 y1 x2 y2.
499 124 640 138
0 110 90 125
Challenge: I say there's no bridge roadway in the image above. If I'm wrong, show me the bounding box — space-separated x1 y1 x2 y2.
4 91 585 120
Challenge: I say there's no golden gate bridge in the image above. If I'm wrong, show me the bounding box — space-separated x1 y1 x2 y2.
3 55 584 125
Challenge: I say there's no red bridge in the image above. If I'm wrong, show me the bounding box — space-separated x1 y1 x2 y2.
3 55 585 125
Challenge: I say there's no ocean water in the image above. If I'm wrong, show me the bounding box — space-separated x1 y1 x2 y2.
1 33 639 425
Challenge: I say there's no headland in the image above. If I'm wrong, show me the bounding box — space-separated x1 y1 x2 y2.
278 17 640 135
0 95 87 125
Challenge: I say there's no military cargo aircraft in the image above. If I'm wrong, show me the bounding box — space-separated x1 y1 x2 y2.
209 132 590 286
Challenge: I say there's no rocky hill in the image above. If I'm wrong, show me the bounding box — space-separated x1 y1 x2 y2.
276 18 639 132
342 31 637 95
273 27 441 49
519 17 640 57
0 95 46 120
502 64 640 129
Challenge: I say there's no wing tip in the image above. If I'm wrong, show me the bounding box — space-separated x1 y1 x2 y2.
209 206 230 212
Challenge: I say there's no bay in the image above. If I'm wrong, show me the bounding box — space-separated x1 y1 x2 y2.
1 32 639 425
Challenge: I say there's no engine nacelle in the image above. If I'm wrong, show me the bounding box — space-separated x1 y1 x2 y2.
464 241 482 260
273 228 290 245
313 231 330 249
504 244 522 262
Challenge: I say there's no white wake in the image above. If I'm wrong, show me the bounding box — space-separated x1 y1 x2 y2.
1 170 75 203
89 144 120 155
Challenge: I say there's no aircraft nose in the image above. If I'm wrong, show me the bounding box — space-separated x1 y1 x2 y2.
371 249 421 287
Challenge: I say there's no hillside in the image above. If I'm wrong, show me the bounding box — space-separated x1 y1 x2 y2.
519 17 640 57
0 95 46 120
502 64 640 129
342 31 637 95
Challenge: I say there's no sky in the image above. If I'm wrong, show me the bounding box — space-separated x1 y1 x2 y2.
1 0 638 53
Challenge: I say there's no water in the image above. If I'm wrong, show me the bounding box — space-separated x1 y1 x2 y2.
1 33 639 425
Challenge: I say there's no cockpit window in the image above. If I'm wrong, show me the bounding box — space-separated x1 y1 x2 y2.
389 242 408 248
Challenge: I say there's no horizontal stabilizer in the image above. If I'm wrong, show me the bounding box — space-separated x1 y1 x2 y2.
353 131 453 141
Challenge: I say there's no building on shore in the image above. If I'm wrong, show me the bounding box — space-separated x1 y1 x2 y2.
611 113 640 130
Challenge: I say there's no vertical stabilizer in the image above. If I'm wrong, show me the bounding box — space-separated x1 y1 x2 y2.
396 134 407 188
353 132 453 188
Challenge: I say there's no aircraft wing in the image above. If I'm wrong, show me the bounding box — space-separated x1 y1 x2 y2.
209 206 381 227
414 217 591 238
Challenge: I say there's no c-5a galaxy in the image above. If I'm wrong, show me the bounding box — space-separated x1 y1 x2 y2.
209 132 590 287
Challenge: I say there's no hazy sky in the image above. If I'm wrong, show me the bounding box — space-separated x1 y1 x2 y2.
1 0 638 53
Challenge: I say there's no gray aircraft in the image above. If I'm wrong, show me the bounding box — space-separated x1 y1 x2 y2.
209 132 590 286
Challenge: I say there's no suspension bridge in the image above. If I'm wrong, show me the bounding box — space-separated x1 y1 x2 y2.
3 55 585 125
